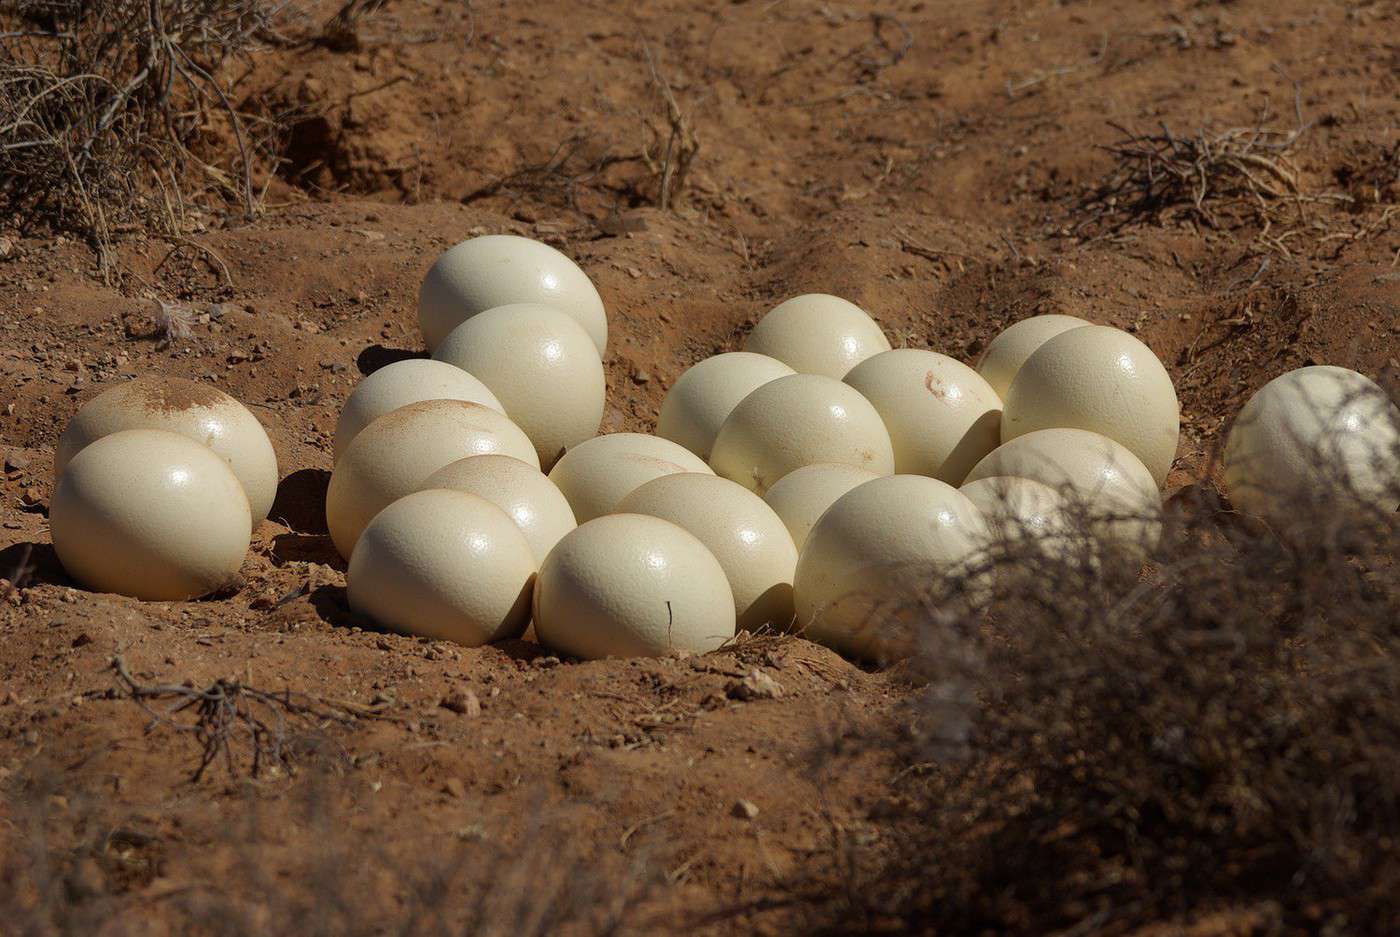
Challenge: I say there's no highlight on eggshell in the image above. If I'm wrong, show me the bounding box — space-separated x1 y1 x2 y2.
333 359 504 460
50 429 252 601
761 461 882 551
326 398 538 559
347 489 536 647
55 375 279 521
709 372 895 494
433 302 605 470
843 348 1003 485
1222 365 1400 527
532 513 736 660
417 234 607 354
420 454 577 563
547 432 714 523
617 472 799 632
1001 325 1180 487
793 475 990 662
964 427 1162 554
976 313 1092 399
743 293 891 379
657 352 796 460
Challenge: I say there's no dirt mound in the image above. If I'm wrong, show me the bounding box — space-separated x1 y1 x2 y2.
2 0 1398 932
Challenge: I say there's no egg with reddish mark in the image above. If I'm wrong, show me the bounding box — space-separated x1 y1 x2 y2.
844 349 1003 484
51 429 252 600
56 376 278 522
326 399 538 559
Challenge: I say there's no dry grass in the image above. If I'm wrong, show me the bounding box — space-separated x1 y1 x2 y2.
0 0 293 271
761 399 1400 934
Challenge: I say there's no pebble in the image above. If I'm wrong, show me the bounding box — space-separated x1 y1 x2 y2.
725 668 784 702
440 690 482 717
731 799 760 820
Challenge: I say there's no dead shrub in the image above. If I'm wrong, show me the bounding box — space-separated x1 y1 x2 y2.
768 406 1400 933
0 0 293 262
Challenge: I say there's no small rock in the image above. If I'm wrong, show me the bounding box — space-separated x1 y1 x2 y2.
731 799 759 820
442 778 467 799
631 369 651 385
0 236 13 259
440 690 481 717
21 487 42 507
71 633 93 649
5 452 30 472
626 266 643 279
725 668 783 702
532 655 561 669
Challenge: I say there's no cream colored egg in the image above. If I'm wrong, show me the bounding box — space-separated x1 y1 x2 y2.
657 352 796 459
844 349 1003 484
533 514 736 659
960 475 1074 555
618 473 798 631
547 433 714 523
55 376 278 521
709 373 895 494
50 429 251 600
1222 365 1400 525
326 399 539 559
347 490 536 646
965 428 1161 552
333 359 503 461
976 314 1091 398
418 235 607 354
761 462 881 551
743 294 891 379
420 454 577 562
434 303 605 469
1002 325 1179 486
794 475 990 662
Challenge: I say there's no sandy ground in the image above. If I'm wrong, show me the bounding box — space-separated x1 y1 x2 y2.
1 0 1398 931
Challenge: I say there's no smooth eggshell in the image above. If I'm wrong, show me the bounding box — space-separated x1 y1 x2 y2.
333 359 504 460
709 373 895 494
56 376 278 521
618 473 798 631
844 349 1003 484
50 429 251 600
420 454 577 563
1223 365 1400 525
965 427 1161 553
326 399 539 558
960 475 1074 556
547 433 714 523
418 235 607 354
743 294 891 379
434 303 605 469
1002 325 1180 486
657 352 796 459
794 475 990 661
976 314 1092 398
347 490 536 646
761 462 881 551
533 514 736 659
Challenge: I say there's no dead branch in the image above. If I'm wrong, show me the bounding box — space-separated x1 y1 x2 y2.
106 655 363 782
